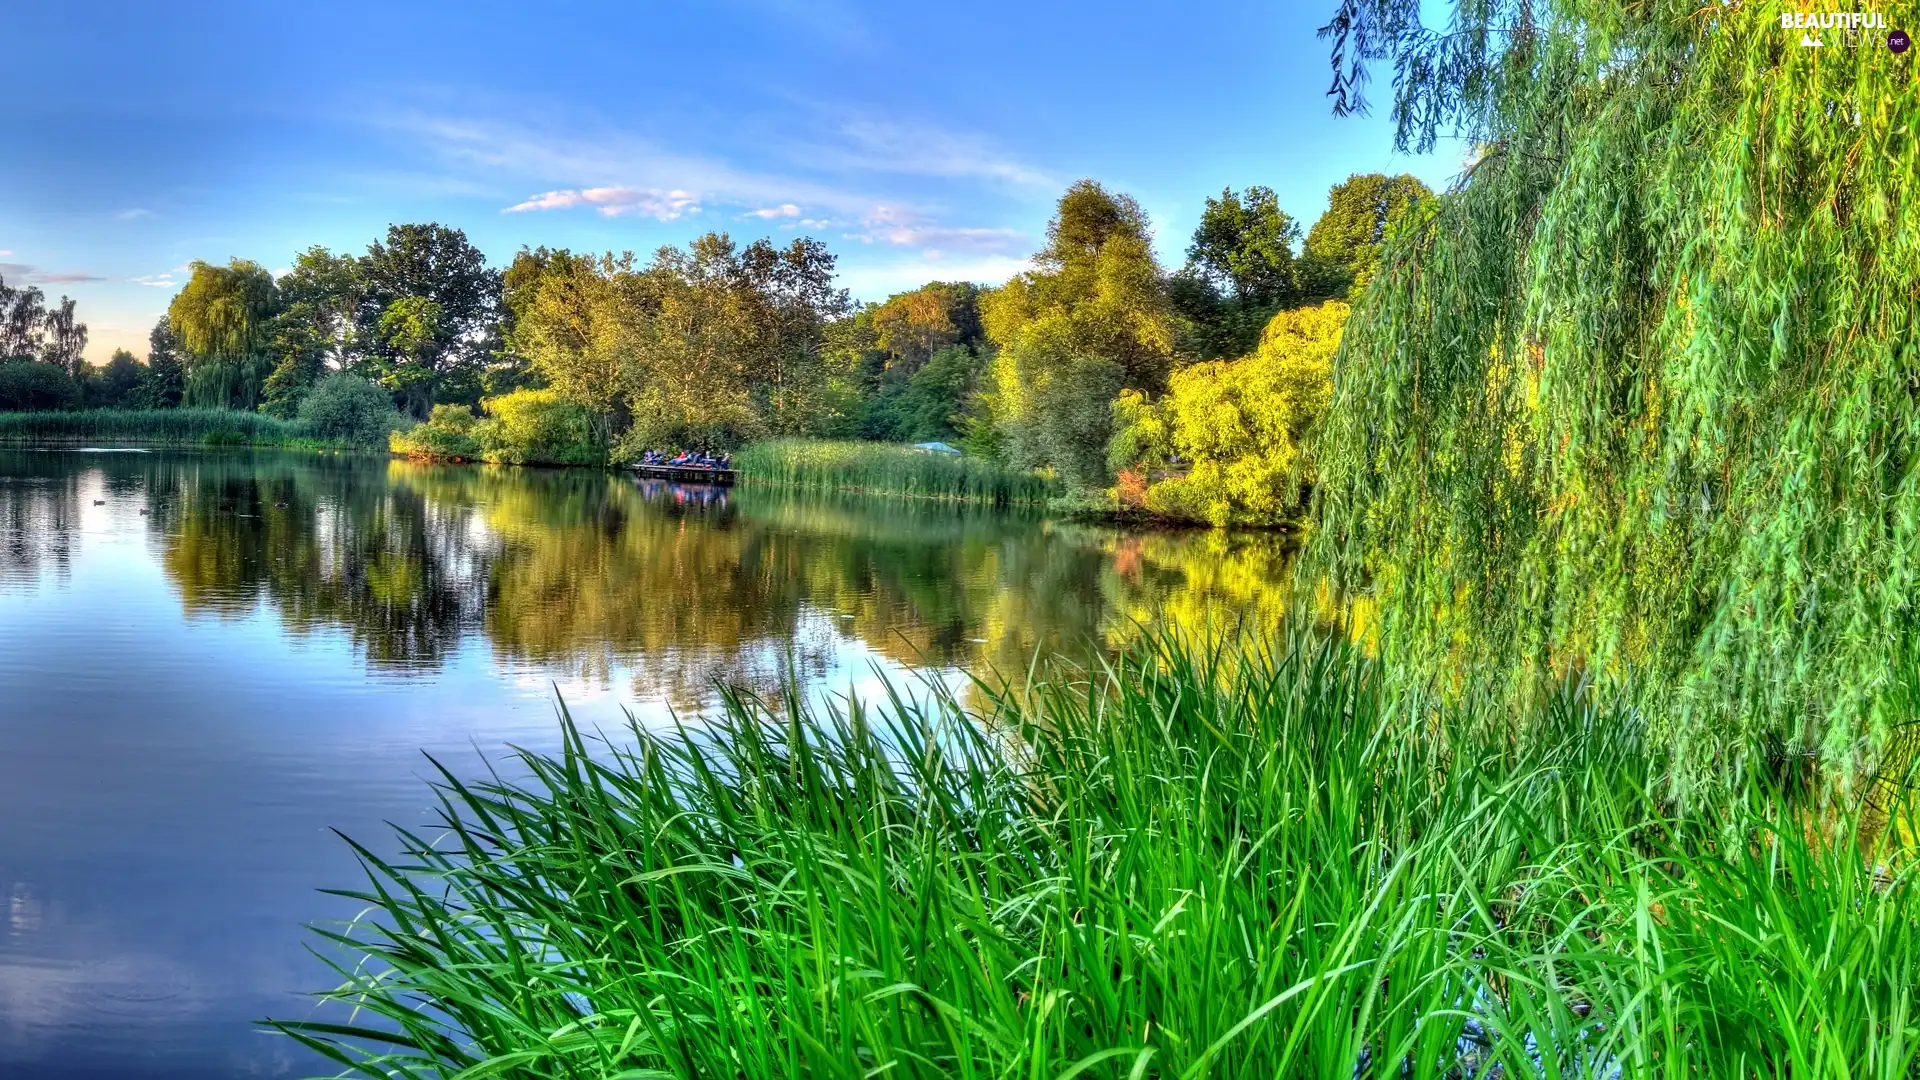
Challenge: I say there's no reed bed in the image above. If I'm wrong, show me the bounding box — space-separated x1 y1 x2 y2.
272 627 1920 1078
0 408 318 447
736 438 1057 505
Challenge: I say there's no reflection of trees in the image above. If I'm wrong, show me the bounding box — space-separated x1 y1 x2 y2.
113 451 1305 701
0 451 84 585
150 453 480 668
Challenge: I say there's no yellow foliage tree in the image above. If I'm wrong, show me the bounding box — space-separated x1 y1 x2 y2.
1118 299 1347 526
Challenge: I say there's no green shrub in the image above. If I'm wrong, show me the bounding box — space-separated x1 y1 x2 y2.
474 388 602 466
735 437 1055 505
296 373 401 447
0 358 81 412
391 404 484 460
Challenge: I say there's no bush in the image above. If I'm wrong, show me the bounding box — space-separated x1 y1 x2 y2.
476 389 602 466
1113 300 1346 526
0 358 81 412
391 391 603 466
391 404 484 460
297 373 401 447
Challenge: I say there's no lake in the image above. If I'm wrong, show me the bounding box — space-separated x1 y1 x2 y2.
0 447 1296 1079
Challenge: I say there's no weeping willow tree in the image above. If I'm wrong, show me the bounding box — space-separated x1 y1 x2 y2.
1307 0 1920 792
171 259 281 409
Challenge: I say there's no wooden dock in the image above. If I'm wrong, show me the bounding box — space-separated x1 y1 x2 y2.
631 464 738 485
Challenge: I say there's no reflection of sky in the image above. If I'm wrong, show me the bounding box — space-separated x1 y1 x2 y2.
0 465 963 1079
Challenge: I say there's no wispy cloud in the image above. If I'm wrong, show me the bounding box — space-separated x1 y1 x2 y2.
506 186 701 220
378 105 1051 226
0 262 107 285
382 111 874 219
842 206 1026 254
0 250 11 257
114 208 153 220
130 264 188 289
819 117 1055 187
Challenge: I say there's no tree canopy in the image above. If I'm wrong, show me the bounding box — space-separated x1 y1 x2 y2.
984 180 1177 488
170 259 279 410
1300 172 1431 299
1308 0 1920 790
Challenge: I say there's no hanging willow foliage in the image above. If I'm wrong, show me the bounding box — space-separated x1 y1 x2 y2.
1306 0 1920 792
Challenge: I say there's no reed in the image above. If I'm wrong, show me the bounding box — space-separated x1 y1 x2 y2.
736 438 1057 505
271 627 1920 1078
0 408 322 447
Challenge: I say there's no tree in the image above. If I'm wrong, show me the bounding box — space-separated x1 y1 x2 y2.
1188 186 1301 306
39 297 87 375
736 235 854 434
871 282 983 375
0 272 47 359
169 259 280 409
982 180 1176 487
355 224 502 418
1310 0 1920 788
135 317 185 409
96 349 144 408
0 358 79 411
1300 173 1432 300
1113 300 1346 525
262 246 366 417
296 373 399 446
1173 186 1305 359
276 246 362 367
508 233 853 453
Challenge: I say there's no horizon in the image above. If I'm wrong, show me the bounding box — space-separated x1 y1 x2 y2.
1 0 1457 363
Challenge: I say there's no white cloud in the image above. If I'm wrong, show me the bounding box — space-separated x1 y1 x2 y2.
114 208 153 220
376 106 1052 229
505 186 701 220
380 111 875 219
130 265 188 289
0 249 11 257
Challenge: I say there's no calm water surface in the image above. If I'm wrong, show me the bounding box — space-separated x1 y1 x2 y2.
0 448 1295 1079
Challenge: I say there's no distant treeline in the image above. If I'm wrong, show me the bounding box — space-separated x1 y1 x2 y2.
4 172 1429 522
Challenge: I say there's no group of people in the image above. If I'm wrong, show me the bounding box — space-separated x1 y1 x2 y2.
637 449 731 469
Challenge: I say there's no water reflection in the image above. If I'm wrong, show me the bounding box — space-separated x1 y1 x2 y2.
0 450 1299 704
0 447 1302 1078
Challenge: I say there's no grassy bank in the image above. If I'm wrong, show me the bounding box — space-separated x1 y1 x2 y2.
274 629 1920 1077
0 408 337 448
737 438 1057 505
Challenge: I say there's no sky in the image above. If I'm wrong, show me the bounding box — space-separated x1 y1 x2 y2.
0 0 1462 363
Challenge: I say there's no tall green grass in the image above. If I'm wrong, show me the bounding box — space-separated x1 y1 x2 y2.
272 629 1920 1078
0 408 324 447
737 438 1057 505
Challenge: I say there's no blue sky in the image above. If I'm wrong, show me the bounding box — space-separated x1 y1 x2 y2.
1 0 1460 362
